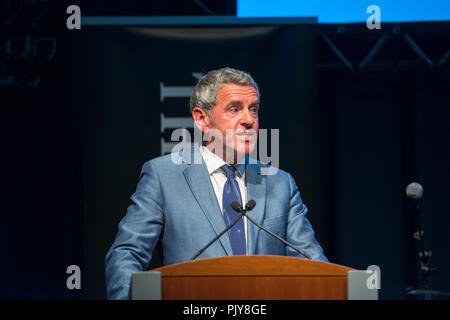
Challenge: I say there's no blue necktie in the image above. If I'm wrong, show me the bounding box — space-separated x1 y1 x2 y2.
221 165 246 255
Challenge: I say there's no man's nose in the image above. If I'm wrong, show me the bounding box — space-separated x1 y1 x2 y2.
240 109 255 127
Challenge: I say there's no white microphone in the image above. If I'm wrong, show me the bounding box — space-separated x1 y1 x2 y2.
406 182 424 201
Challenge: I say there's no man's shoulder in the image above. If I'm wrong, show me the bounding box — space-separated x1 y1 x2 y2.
249 160 293 183
141 151 187 173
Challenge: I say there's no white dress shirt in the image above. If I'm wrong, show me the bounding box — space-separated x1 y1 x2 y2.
199 146 248 252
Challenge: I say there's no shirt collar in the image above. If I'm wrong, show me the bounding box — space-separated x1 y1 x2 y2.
200 146 246 177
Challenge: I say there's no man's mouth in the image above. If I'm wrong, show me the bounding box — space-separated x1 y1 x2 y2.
234 129 256 136
234 132 256 142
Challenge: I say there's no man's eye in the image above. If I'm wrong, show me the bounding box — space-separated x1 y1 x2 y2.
229 107 238 112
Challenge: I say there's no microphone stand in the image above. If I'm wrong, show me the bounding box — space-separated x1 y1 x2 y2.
191 209 245 260
412 202 435 291
191 200 312 261
405 200 450 299
236 206 311 260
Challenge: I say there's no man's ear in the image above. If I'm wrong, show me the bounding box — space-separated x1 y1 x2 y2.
192 107 211 133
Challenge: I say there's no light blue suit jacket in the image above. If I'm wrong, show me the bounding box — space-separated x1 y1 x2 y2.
105 145 328 299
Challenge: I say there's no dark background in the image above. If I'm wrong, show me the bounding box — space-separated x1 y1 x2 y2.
2 0 449 299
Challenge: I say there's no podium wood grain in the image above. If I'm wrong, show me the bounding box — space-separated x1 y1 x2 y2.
152 255 354 300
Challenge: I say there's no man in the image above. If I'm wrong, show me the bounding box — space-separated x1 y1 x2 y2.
105 67 328 300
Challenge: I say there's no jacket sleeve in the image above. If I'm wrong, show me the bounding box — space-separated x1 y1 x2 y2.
285 173 328 262
105 161 164 300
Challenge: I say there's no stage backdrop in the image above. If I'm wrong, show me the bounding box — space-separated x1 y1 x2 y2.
66 23 320 299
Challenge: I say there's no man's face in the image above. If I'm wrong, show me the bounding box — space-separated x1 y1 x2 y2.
204 83 259 161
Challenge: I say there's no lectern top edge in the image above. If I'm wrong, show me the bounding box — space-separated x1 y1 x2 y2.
152 255 354 277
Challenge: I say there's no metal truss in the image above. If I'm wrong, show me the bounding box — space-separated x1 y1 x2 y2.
319 23 450 72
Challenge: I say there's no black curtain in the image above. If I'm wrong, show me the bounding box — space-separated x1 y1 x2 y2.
317 69 450 299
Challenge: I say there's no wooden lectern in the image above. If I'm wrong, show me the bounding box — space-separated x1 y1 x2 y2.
149 255 354 300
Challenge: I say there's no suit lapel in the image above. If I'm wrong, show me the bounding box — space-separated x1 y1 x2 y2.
245 163 267 255
182 146 233 256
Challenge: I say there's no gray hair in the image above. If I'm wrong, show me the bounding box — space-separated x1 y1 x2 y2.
189 67 260 114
